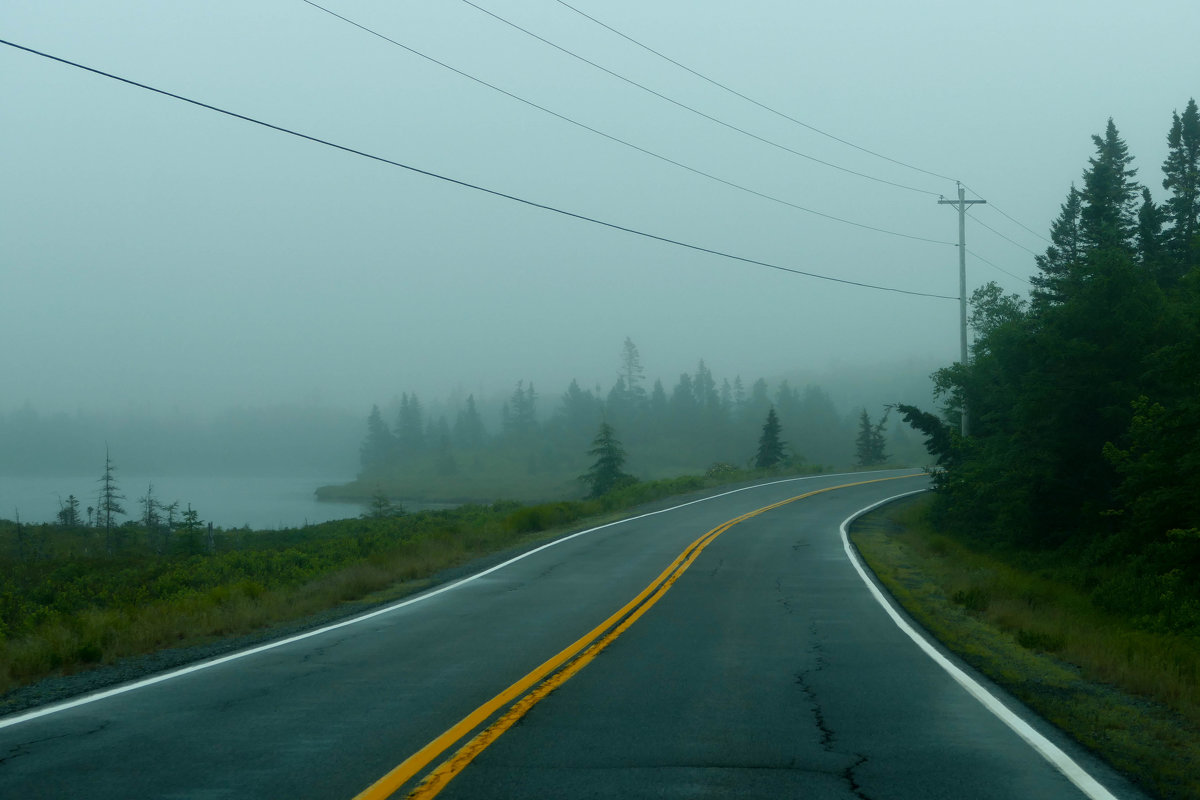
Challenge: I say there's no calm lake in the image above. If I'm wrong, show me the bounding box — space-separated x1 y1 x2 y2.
0 474 365 530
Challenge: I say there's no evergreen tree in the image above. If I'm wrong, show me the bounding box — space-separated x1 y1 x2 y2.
619 337 646 400
97 447 125 554
453 394 486 449
360 404 394 471
56 493 81 527
1080 119 1140 255
1032 185 1084 308
395 393 426 455
582 422 634 497
1136 187 1168 276
854 409 889 467
754 407 785 469
504 381 538 438
1161 98 1200 279
140 482 161 530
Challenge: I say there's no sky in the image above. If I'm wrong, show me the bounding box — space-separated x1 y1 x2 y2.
4 0 1198 417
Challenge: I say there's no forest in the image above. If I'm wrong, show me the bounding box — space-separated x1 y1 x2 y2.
326 346 928 503
900 99 1200 635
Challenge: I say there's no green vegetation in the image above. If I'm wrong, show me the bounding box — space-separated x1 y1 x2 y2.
325 341 927 504
581 422 635 498
0 463 818 702
898 99 1200 638
852 495 1200 800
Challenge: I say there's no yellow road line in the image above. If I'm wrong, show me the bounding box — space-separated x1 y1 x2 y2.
353 474 920 800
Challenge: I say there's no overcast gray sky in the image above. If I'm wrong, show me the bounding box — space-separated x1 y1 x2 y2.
4 0 1197 415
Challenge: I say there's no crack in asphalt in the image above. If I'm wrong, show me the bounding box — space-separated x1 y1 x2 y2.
842 753 872 800
0 719 111 766
299 635 349 663
774 576 794 615
796 624 874 799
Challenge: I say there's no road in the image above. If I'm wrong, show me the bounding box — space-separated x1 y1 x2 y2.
0 471 1141 799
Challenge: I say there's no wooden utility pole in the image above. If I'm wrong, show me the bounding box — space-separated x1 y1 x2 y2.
938 182 985 436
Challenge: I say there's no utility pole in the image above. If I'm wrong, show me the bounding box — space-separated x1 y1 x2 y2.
938 182 985 437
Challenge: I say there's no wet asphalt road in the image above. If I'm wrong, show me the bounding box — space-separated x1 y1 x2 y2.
0 471 1145 799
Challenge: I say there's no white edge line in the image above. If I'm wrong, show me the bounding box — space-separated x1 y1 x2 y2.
1 468 918 729
839 490 1118 800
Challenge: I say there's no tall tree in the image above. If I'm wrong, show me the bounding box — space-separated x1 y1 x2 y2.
453 394 486 449
854 409 889 467
582 422 634 497
503 381 538 438
97 447 125 554
619 337 646 400
1032 185 1084 308
754 407 785 469
56 493 81 527
360 404 394 471
1080 118 1140 255
1136 187 1167 274
1161 98 1200 279
395 393 426 455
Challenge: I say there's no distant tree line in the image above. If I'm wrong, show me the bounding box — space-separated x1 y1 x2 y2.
355 337 918 492
900 100 1200 629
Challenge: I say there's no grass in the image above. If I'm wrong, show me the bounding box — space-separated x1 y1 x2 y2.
851 493 1200 800
0 464 825 704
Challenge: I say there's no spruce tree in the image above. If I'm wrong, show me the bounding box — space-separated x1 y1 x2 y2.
1161 98 1200 279
754 407 785 469
97 447 125 554
1080 119 1140 255
582 422 633 497
1032 185 1083 308
360 404 395 470
854 409 890 467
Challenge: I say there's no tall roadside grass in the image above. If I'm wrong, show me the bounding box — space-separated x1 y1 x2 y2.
851 494 1200 800
0 464 820 702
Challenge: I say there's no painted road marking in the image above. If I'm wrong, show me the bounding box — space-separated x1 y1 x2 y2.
0 469 916 731
840 491 1118 800
355 474 923 800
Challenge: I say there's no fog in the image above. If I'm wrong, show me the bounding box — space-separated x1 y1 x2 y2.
4 0 1197 421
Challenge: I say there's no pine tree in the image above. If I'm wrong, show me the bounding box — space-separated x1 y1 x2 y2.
360 404 394 470
1080 119 1140 255
582 422 634 497
754 407 785 469
854 409 890 467
453 394 486 449
97 447 125 554
1161 98 1200 279
395 393 426 455
56 494 81 527
1032 185 1084 307
1136 187 1167 274
619 337 646 400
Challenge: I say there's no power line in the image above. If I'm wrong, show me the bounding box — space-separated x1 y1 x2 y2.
964 208 1039 256
961 182 1052 244
460 0 945 198
1 38 959 302
298 0 953 246
553 0 958 184
966 249 1031 285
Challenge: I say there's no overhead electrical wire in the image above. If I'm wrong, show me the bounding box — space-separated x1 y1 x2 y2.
552 0 958 185
298 0 953 246
459 0 946 198
965 208 1040 256
961 182 1052 245
966 249 1032 285
0 39 959 301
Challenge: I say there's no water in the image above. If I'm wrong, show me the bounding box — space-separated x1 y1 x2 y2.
0 474 365 530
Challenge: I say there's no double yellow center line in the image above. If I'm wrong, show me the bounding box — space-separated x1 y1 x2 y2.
353 475 914 799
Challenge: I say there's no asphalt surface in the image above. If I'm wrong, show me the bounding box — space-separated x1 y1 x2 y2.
0 470 1144 799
